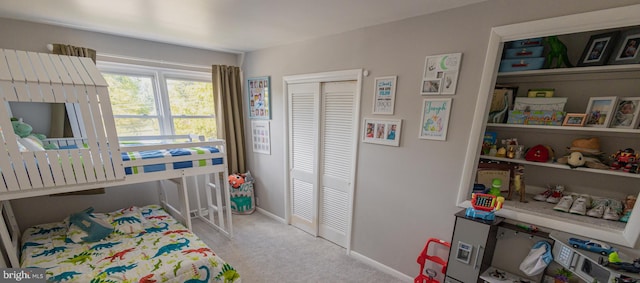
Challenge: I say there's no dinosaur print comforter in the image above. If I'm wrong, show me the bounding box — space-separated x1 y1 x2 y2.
20 205 240 283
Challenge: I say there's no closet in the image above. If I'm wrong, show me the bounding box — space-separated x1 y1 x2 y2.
284 70 362 249
457 5 640 248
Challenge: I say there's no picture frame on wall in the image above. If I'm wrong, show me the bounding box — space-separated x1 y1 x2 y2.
248 76 271 119
362 118 402 146
608 28 640 65
577 31 619 67
418 98 452 141
584 96 618 128
562 113 587 127
372 76 397 115
421 53 462 95
610 97 640 129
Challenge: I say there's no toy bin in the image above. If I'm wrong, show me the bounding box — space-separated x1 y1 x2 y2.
503 46 544 59
228 171 256 214
499 58 545 72
506 37 543 48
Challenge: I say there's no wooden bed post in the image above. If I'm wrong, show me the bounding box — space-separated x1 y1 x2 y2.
0 201 21 267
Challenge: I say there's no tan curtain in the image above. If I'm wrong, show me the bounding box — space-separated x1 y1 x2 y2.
212 65 246 174
50 44 97 138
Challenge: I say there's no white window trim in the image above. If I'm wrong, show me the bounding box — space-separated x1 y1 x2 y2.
97 61 213 137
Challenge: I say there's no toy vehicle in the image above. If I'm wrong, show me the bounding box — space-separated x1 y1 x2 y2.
568 237 615 255
610 148 639 171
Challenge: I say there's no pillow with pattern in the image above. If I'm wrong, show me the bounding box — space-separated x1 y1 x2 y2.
66 207 113 243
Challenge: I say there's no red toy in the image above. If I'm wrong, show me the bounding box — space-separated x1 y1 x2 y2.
415 238 451 283
610 148 639 172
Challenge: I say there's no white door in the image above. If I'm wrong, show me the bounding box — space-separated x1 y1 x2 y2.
287 80 357 247
288 82 320 236
318 81 356 247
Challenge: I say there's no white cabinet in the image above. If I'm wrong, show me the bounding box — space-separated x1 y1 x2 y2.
458 5 640 248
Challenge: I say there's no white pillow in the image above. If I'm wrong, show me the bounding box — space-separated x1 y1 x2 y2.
19 137 45 151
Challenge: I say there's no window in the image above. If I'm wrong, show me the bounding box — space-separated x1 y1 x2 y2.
98 62 216 139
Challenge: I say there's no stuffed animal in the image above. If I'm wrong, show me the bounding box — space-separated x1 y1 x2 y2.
557 137 608 169
10 118 58 150
228 173 245 189
567 152 586 168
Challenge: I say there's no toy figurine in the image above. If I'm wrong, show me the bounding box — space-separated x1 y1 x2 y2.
621 195 637 223
488 179 503 197
544 36 573 68
610 148 639 172
507 165 527 203
599 251 640 273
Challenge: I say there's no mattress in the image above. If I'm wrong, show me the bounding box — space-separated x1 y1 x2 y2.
121 146 224 175
20 205 239 282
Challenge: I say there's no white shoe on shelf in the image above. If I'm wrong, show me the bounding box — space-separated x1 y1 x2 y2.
587 198 607 218
533 185 554 202
603 199 623 221
546 185 565 204
554 194 576 213
569 194 591 215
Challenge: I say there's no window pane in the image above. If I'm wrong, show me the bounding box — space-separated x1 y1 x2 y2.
166 79 214 116
104 73 157 116
114 118 160 136
173 117 216 138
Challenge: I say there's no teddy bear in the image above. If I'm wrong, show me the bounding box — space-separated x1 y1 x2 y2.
11 117 58 150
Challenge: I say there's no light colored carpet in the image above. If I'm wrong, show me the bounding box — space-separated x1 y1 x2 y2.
191 211 407 283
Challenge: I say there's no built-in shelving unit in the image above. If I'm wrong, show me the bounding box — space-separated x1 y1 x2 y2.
458 5 640 248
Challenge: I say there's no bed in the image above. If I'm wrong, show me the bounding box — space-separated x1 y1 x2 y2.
20 204 240 282
0 49 235 272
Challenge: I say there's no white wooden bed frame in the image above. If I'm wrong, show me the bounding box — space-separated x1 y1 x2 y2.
0 49 233 268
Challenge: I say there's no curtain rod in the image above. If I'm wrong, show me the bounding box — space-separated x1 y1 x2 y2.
46 44 213 71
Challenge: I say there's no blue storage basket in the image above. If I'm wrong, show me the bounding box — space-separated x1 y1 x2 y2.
507 38 543 48
499 58 545 72
504 46 544 59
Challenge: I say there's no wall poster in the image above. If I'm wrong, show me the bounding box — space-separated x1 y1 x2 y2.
248 76 271 119
421 53 462 95
251 120 271 154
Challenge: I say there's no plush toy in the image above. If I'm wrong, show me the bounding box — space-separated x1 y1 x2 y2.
10 118 58 150
557 137 608 169
228 173 245 189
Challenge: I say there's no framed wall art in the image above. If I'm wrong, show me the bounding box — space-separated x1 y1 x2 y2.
608 28 640 65
562 113 587 127
251 120 271 154
419 98 452 141
610 97 640 129
362 118 402 146
372 76 397 115
585 96 618 127
248 76 271 119
577 31 619 67
421 53 462 95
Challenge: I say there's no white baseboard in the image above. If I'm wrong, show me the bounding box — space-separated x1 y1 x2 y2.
256 207 286 223
349 251 413 282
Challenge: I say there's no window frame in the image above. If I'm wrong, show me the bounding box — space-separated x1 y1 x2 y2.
97 61 214 137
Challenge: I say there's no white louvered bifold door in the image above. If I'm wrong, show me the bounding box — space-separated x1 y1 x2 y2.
288 83 320 236
318 81 356 247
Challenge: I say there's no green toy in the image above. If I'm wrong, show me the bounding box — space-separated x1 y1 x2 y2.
488 178 503 197
544 36 573 68
10 117 58 150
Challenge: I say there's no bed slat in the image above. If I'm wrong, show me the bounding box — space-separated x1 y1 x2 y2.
59 151 77 185
48 151 66 186
21 152 42 189
28 52 55 102
34 151 55 187
69 150 86 184
80 148 97 183
97 87 125 180
82 84 109 182
16 51 43 103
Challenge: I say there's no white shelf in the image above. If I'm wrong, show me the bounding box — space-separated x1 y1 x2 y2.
486 123 640 134
480 155 640 179
497 64 640 78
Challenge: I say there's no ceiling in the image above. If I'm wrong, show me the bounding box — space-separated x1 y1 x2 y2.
0 0 487 53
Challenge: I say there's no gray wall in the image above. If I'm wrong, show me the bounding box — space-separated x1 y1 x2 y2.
240 0 640 277
0 17 239 230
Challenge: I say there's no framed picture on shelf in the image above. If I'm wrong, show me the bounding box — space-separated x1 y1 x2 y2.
247 76 271 119
372 76 397 115
419 98 452 141
362 118 402 147
562 113 587 127
608 28 640 65
610 97 640 129
584 96 618 128
577 31 619 67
